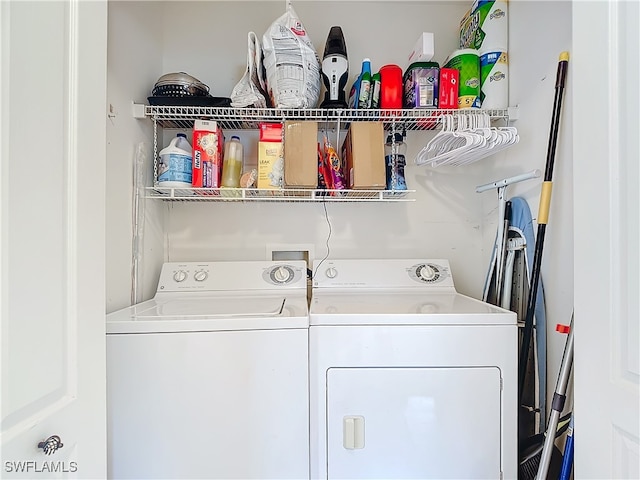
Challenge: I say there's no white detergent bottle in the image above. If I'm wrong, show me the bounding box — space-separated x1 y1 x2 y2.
158 133 193 188
221 136 244 188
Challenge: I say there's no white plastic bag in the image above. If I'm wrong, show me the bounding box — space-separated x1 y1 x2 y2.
230 32 270 108
262 4 321 108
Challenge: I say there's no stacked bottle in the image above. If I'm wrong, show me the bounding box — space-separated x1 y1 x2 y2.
221 136 244 188
357 59 372 108
348 58 372 109
370 71 382 108
384 131 407 191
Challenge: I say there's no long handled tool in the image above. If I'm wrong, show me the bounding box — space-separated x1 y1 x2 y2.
536 314 573 479
518 52 570 401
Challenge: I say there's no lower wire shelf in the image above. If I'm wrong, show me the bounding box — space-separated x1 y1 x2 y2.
146 186 415 202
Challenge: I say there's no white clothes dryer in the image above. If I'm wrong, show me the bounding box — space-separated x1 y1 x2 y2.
309 259 517 480
107 260 309 480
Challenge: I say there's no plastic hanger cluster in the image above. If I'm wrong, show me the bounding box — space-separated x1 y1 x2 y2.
414 113 519 167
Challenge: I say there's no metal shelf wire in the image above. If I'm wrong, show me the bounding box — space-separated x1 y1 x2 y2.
136 104 514 203
146 186 415 203
139 105 511 131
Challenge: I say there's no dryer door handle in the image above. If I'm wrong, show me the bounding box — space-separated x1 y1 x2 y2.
343 415 365 449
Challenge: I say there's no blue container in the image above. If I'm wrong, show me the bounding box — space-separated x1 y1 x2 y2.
385 133 407 191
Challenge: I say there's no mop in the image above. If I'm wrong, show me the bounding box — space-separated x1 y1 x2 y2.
515 52 572 480
519 52 570 404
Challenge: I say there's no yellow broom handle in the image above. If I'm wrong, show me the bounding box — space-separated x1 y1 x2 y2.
538 181 553 225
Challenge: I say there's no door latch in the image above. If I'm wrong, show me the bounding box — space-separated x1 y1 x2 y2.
38 435 64 455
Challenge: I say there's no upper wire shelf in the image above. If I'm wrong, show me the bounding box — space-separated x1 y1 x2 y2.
134 104 517 203
146 186 415 203
137 105 512 131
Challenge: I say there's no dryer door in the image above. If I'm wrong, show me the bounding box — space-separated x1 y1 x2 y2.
326 367 502 479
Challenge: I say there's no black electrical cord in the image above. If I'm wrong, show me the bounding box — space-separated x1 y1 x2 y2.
312 197 332 281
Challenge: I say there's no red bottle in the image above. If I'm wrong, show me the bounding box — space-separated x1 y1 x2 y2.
379 64 403 109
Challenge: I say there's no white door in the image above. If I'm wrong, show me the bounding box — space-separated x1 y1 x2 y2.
1 1 107 478
573 0 640 477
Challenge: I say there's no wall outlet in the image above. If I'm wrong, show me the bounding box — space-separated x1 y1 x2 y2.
266 244 315 268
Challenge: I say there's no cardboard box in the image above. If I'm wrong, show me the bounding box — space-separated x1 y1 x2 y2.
258 123 284 189
192 120 223 188
407 32 435 66
284 121 318 188
340 122 386 190
439 68 460 109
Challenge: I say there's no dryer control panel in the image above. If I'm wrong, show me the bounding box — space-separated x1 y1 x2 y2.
312 259 455 290
408 262 450 285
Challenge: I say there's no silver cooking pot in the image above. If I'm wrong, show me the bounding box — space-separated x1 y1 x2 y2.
152 72 210 97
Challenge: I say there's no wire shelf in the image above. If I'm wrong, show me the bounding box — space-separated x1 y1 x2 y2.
136 104 517 203
146 187 415 202
141 105 511 131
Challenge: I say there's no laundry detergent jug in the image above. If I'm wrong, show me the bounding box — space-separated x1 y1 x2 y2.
158 133 193 188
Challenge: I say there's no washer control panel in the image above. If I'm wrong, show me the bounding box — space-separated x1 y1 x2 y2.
262 264 304 286
157 261 307 292
168 267 210 285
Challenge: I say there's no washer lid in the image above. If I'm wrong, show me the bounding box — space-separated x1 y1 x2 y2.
309 291 516 325
107 294 309 333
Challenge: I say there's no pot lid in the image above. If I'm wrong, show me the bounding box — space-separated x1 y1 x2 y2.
154 72 210 93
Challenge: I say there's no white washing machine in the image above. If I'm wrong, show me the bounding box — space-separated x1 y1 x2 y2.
309 259 517 480
106 260 309 480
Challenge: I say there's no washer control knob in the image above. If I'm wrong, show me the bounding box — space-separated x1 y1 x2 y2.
273 266 293 283
417 264 438 282
325 267 338 279
173 270 188 283
194 270 208 282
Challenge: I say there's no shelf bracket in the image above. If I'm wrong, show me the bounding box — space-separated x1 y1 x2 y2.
132 102 146 119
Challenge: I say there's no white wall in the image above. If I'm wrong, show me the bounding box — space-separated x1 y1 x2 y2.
499 0 574 413
106 1 167 311
157 0 487 298
105 0 574 411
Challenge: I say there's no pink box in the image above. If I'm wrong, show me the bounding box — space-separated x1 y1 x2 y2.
192 120 223 188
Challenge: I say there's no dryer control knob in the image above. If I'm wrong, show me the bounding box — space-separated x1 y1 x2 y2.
173 270 188 283
325 267 338 279
417 264 438 282
194 270 208 282
273 266 293 283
